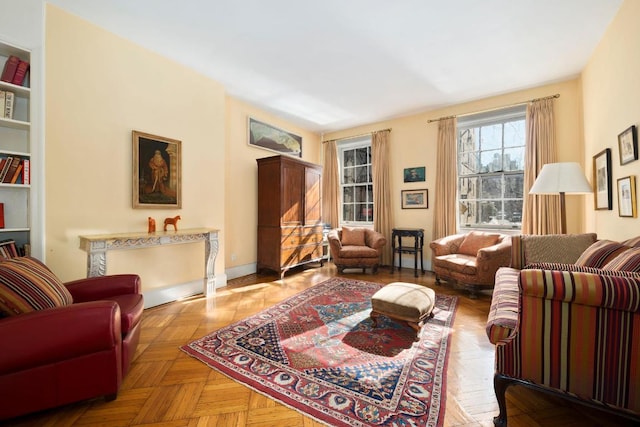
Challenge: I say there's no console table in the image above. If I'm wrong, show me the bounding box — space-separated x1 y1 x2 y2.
390 228 425 278
79 228 219 296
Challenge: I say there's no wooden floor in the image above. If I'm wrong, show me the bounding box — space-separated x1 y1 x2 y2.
8 263 637 426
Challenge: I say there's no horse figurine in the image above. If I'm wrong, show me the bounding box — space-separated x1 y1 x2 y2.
164 215 181 231
147 217 156 233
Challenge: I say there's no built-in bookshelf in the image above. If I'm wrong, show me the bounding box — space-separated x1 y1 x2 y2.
0 39 31 255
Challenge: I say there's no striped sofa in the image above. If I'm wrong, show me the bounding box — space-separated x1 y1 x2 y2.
487 234 640 425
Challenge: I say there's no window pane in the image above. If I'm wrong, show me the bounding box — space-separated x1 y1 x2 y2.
355 166 368 183
343 186 353 203
344 150 354 167
480 150 503 173
481 200 502 224
344 168 354 184
355 185 367 202
343 204 354 222
458 128 479 152
504 200 523 224
504 174 524 198
459 152 480 175
459 176 478 200
504 120 525 147
356 148 369 165
459 200 477 226
480 175 502 199
480 124 502 150
503 147 524 171
367 185 373 203
356 204 369 221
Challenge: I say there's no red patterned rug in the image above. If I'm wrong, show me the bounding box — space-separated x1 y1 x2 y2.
181 278 457 426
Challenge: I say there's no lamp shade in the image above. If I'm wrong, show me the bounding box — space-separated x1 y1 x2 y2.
529 162 592 194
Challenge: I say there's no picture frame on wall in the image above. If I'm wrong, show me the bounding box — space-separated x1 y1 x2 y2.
132 130 182 209
618 125 638 165
403 166 426 182
248 117 302 158
401 189 428 209
617 176 637 218
593 148 612 210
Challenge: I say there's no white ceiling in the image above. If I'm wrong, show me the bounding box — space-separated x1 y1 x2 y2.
47 0 623 133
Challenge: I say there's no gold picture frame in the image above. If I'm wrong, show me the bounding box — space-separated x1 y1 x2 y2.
617 175 637 218
132 130 182 209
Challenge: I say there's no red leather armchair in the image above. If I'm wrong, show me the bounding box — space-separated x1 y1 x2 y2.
0 273 144 421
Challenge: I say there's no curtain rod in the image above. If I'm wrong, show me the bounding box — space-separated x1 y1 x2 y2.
322 128 392 143
426 93 560 123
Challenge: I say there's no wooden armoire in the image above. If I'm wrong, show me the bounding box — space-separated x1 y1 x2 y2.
256 155 323 276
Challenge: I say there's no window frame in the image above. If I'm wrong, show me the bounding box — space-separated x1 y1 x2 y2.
337 136 374 227
457 106 526 231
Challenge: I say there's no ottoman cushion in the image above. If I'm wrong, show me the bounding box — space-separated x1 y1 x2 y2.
371 282 435 321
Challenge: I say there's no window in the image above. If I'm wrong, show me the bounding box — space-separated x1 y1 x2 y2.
338 137 373 225
457 106 526 230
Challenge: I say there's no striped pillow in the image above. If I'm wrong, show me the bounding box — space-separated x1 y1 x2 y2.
575 240 629 268
623 236 640 247
0 257 73 317
603 247 640 272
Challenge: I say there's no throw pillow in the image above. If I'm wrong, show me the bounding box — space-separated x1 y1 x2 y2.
575 240 629 268
602 247 640 272
623 236 640 247
0 257 73 317
341 226 366 246
458 231 500 256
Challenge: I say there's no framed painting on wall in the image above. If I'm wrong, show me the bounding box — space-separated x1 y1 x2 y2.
403 166 426 182
401 189 428 209
617 176 637 218
132 130 182 209
618 125 638 165
593 148 612 210
248 117 302 158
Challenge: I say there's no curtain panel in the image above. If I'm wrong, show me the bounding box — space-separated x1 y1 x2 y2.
372 130 393 265
321 140 340 228
432 117 458 240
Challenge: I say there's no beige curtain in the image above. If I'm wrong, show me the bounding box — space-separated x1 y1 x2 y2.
321 140 340 228
372 130 393 265
432 117 458 240
522 98 560 234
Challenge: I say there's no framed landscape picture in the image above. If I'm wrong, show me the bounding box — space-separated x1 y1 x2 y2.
593 148 612 210
618 125 638 165
403 166 426 182
132 130 182 209
248 117 302 158
401 189 428 209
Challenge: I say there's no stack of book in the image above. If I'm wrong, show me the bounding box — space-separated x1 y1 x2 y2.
0 239 19 258
1 55 29 86
0 90 15 119
0 156 30 184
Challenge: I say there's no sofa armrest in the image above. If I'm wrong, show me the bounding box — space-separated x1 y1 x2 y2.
365 229 387 251
0 301 121 375
474 236 512 284
429 233 466 256
327 229 343 254
65 274 141 302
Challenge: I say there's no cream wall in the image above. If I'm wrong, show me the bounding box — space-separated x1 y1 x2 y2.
45 5 226 289
224 97 321 276
324 79 586 267
582 0 640 241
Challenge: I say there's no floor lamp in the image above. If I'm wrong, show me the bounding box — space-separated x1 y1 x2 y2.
529 162 592 234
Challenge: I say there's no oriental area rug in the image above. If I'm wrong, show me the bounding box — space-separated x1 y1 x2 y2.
181 278 457 427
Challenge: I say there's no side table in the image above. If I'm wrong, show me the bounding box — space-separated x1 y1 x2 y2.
390 228 425 278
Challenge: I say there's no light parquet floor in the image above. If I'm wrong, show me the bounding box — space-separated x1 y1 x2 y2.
6 263 637 426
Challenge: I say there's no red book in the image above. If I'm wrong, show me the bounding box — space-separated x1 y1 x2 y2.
1 56 20 82
0 203 4 228
11 60 29 86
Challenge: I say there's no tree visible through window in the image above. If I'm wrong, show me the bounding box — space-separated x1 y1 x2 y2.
339 138 373 224
457 107 526 229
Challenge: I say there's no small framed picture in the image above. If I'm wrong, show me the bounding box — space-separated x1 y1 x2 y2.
403 166 426 182
593 148 612 210
132 130 182 209
401 189 428 209
618 125 638 165
617 176 637 218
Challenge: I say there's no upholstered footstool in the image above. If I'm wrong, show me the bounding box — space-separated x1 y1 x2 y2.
370 282 436 340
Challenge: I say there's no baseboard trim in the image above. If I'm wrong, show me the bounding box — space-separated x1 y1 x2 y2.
226 262 257 280
143 274 227 308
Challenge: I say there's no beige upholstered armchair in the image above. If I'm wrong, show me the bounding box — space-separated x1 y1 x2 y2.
429 231 511 297
328 227 387 274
